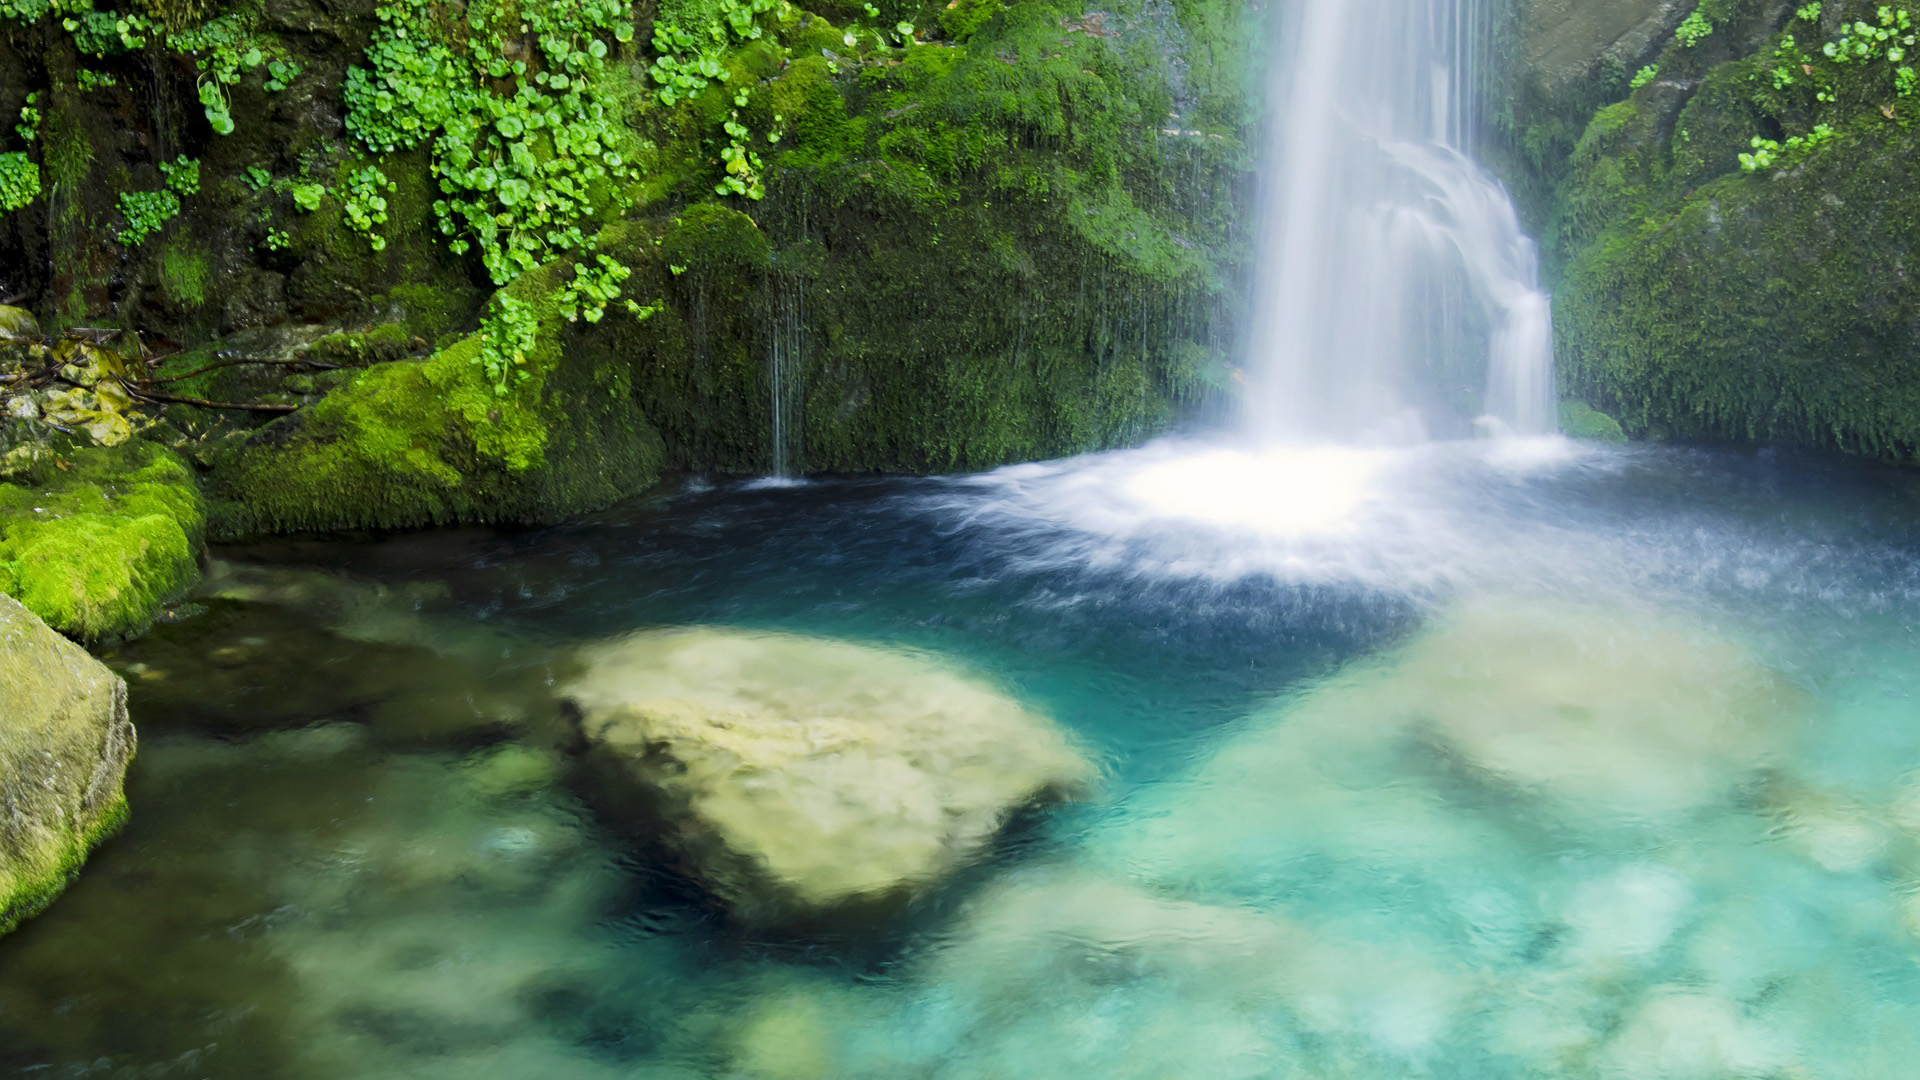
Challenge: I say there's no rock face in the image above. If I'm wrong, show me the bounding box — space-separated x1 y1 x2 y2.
1519 0 1682 94
0 592 137 934
564 628 1094 924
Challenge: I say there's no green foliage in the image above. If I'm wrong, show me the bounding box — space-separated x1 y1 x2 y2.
344 0 641 287
74 68 118 91
1745 5 1919 172
0 152 38 212
476 293 539 395
114 155 198 244
290 181 325 212
166 9 300 134
0 442 204 640
342 164 394 251
1676 8 1715 47
1738 123 1835 171
1631 65 1660 90
16 92 40 142
648 0 778 106
114 189 180 244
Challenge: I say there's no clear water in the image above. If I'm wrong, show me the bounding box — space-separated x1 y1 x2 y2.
4 437 1919 1079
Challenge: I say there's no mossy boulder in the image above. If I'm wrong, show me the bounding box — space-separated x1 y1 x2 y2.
0 442 205 640
1559 399 1628 442
206 255 669 537
0 591 137 935
1539 1 1920 459
1557 121 1920 456
563 627 1096 925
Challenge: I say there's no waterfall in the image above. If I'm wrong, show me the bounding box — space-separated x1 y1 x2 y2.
1245 0 1556 443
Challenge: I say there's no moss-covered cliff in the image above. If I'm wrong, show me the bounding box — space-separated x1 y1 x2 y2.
1509 0 1920 459
3 0 1255 543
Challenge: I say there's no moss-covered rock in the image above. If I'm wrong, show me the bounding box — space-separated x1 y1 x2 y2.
0 591 136 936
1559 399 1628 443
205 257 668 537
0 442 204 640
1542 2 1920 458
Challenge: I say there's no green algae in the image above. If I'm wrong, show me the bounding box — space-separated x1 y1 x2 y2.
0 591 136 936
1559 399 1628 443
0 794 127 937
0 442 205 640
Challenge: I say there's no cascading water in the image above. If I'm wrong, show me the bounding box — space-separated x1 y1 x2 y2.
1246 0 1556 442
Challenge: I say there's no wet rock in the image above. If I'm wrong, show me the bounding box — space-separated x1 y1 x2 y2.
563 627 1095 925
1520 0 1680 94
0 591 137 934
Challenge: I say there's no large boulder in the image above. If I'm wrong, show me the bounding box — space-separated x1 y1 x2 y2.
0 592 137 934
563 628 1095 924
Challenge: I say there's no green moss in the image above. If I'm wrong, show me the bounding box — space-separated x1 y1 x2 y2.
1556 120 1920 459
1546 5 1920 461
375 283 476 344
207 252 669 536
938 0 1003 42
0 442 205 640
158 241 211 309
1559 400 1628 443
0 794 127 937
308 323 418 367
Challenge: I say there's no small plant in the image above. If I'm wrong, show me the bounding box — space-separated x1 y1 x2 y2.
0 152 39 212
75 68 118 91
167 11 302 135
342 164 393 251
16 92 40 142
116 189 181 243
1738 123 1836 171
476 293 539 395
558 253 631 324
262 228 291 250
290 182 325 212
114 155 199 244
1676 8 1714 47
716 108 766 199
1631 64 1660 89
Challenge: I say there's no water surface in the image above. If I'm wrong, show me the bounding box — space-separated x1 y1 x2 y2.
4 437 1919 1079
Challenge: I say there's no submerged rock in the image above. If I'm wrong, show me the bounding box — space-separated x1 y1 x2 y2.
0 592 137 934
563 628 1094 924
1096 601 1803 902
